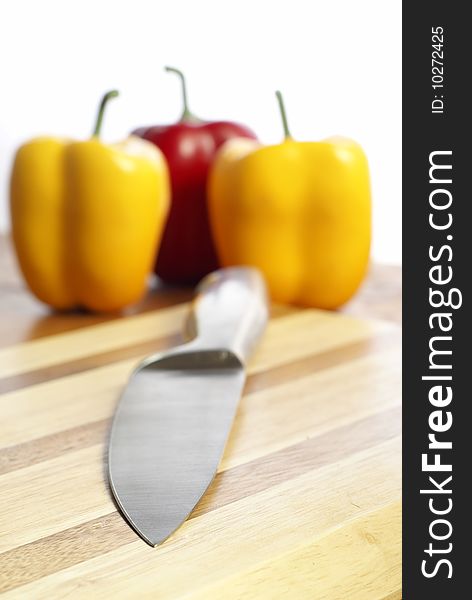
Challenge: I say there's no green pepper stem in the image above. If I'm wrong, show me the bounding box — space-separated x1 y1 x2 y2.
92 90 119 138
165 66 194 121
275 90 292 139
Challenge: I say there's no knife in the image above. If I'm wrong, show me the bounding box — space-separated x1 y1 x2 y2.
108 267 269 547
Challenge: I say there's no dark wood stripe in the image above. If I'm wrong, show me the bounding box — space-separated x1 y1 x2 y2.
244 329 401 395
0 330 400 474
0 420 108 476
0 333 183 395
192 405 400 519
0 406 400 593
0 306 294 395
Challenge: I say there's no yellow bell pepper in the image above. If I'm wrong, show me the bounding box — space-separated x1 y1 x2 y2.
208 91 371 309
10 91 170 313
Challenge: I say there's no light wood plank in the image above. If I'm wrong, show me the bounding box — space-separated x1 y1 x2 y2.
0 312 397 449
0 308 393 381
221 346 400 470
1 438 400 599
190 502 401 600
0 346 400 553
0 304 188 379
0 280 401 598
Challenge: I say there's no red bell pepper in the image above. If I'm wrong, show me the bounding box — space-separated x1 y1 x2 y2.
133 67 257 284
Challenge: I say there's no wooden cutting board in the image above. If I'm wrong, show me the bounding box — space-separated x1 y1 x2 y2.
0 294 401 599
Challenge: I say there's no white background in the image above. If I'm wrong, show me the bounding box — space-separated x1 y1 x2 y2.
0 0 401 263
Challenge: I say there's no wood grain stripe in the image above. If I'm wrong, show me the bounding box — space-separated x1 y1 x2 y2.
3 436 400 599
0 306 294 395
242 329 401 394
0 331 400 475
378 592 403 600
0 420 108 476
0 289 194 350
0 310 399 394
0 303 193 379
0 407 400 593
192 405 400 519
0 352 400 556
0 303 294 380
0 318 398 452
192 502 401 600
0 239 402 600
0 333 181 395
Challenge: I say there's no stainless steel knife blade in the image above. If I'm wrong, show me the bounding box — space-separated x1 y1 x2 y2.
108 268 268 547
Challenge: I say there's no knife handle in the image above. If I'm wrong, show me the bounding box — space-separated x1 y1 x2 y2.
185 267 269 365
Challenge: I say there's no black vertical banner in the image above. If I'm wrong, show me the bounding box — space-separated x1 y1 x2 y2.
403 3 469 597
